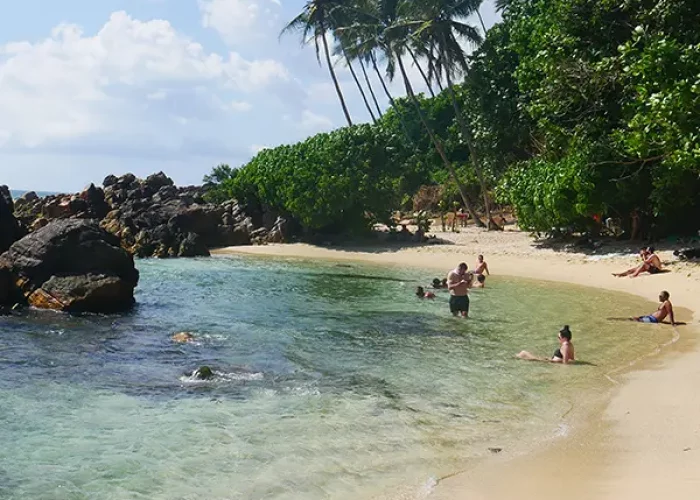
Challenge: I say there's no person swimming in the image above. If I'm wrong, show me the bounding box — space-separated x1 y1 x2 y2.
416 286 435 299
517 325 575 364
473 274 486 288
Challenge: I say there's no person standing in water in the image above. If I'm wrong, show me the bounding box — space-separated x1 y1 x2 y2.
633 291 675 325
447 263 471 317
517 326 575 364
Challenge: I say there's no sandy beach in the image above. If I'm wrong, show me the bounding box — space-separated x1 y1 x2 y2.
215 226 700 500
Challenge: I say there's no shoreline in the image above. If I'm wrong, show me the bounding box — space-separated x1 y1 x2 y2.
214 227 700 499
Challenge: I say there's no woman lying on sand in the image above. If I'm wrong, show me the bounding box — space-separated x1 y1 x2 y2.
517 326 575 364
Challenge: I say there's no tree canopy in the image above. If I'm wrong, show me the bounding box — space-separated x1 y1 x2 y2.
206 0 700 239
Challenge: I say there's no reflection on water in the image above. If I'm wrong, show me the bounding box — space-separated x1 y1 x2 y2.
0 256 670 499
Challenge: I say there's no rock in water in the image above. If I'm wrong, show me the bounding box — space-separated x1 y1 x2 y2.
0 185 25 254
192 366 214 380
0 219 139 313
172 332 195 343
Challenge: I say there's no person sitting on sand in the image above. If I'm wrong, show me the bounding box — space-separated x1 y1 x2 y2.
613 247 662 277
517 326 575 364
633 291 675 325
473 274 486 288
447 263 471 317
474 255 490 277
416 286 436 299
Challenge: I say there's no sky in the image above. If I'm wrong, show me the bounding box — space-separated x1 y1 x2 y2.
0 0 501 192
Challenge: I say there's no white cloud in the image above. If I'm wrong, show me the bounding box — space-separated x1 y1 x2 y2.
299 110 333 132
230 100 252 112
0 11 290 149
250 144 268 154
199 0 281 44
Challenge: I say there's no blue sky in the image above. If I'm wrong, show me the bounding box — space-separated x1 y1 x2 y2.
0 0 500 192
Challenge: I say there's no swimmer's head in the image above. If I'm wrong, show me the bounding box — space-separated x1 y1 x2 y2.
432 278 441 287
416 286 425 297
458 262 468 273
477 274 486 284
477 254 484 262
659 290 670 301
559 325 572 341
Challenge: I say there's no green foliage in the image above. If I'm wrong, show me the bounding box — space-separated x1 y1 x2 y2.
203 0 700 238
499 148 602 232
227 125 415 233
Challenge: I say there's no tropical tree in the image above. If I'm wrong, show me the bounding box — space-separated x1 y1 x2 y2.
282 0 353 126
412 0 495 226
345 0 486 226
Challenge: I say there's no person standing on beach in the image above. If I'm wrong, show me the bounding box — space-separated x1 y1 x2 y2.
633 291 675 325
447 263 471 318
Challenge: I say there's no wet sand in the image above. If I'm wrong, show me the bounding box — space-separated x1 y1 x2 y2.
215 227 700 499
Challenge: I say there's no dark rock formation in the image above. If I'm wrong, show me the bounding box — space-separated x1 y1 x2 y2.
0 185 25 253
0 219 139 313
7 172 297 259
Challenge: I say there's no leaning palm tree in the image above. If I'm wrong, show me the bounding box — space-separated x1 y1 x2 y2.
379 0 486 226
412 0 494 227
282 1 353 127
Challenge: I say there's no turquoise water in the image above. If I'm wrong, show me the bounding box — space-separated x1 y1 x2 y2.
0 257 670 499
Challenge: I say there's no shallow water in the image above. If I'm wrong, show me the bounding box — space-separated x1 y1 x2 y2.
0 256 671 499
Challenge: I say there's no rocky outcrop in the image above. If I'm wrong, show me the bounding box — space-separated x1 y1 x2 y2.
7 172 297 259
0 185 25 254
13 184 110 227
0 219 139 313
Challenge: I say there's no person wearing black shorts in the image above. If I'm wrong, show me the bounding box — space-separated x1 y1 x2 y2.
446 262 471 318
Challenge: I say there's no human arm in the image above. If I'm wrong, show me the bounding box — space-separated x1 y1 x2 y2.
485 263 490 276
668 303 676 326
446 273 468 290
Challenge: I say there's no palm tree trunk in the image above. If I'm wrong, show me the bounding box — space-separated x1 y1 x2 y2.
321 28 353 127
396 54 485 227
359 57 383 118
406 46 435 97
476 10 488 34
371 53 412 141
426 50 445 92
343 49 376 123
443 64 493 228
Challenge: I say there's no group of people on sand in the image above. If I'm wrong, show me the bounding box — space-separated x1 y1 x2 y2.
517 246 678 365
415 247 678 367
415 255 491 319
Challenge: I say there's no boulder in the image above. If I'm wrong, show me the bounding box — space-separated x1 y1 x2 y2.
145 171 174 191
0 219 139 313
0 186 24 253
0 267 10 305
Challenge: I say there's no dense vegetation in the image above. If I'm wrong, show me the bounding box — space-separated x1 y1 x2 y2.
206 0 700 239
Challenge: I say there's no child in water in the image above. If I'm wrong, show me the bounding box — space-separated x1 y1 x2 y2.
416 286 436 299
516 326 575 364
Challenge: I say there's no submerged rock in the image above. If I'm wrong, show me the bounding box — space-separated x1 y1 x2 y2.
191 366 214 380
172 332 195 343
0 219 139 313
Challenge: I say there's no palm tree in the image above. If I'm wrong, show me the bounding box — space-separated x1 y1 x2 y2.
412 0 494 227
342 47 378 123
282 1 353 127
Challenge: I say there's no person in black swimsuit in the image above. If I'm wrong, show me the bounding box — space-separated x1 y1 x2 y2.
517 326 575 364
